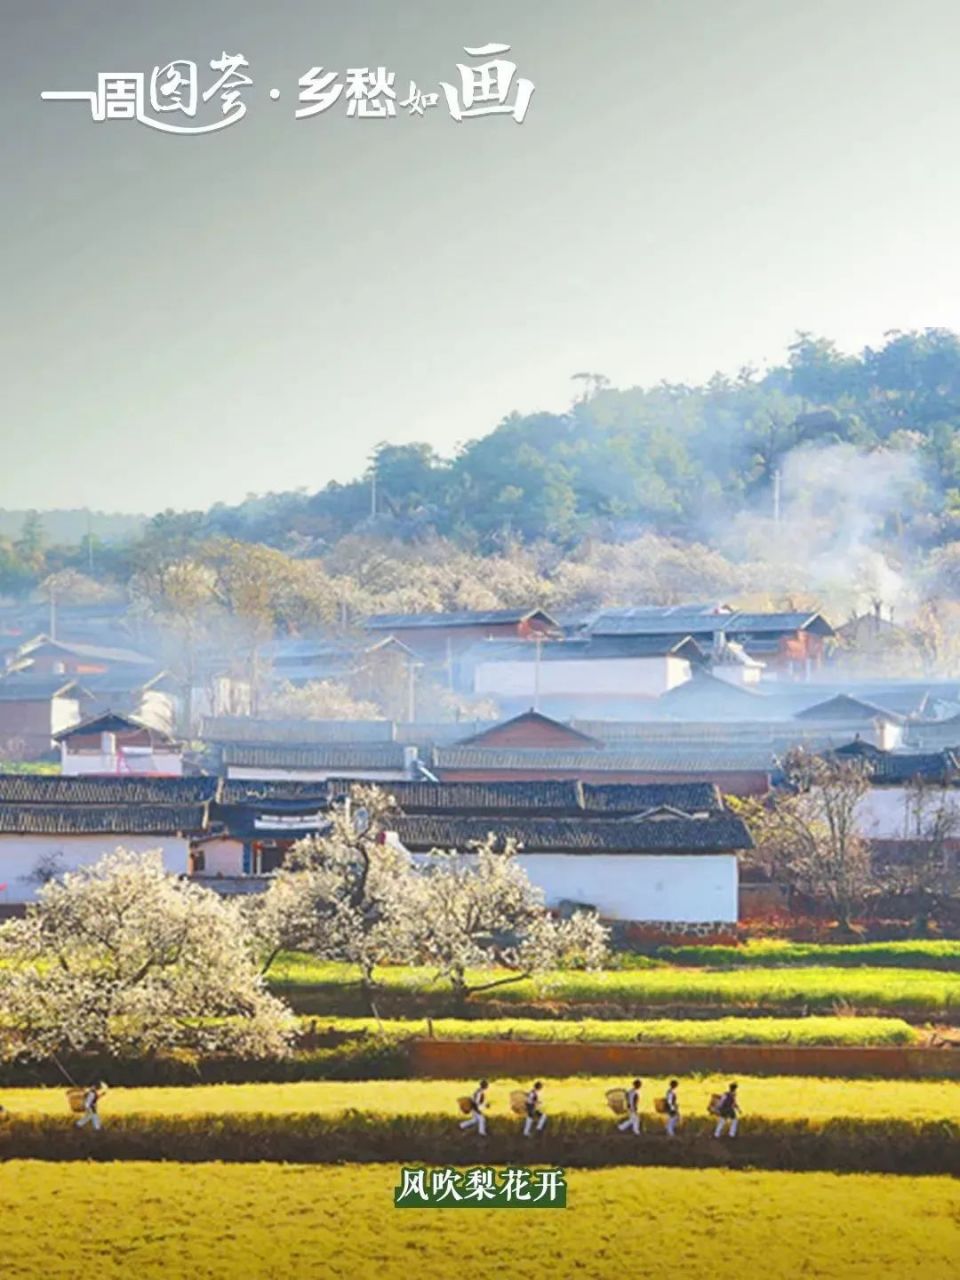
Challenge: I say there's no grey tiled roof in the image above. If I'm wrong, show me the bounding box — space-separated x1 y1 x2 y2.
0 804 209 834
366 608 557 630
0 676 80 700
0 775 219 805
432 745 776 774
222 743 410 770
20 637 158 665
589 608 833 638
392 813 753 854
581 782 721 813
219 779 331 806
202 716 395 745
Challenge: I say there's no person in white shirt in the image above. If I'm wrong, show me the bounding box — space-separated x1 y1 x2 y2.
713 1082 741 1139
459 1079 489 1137
522 1081 547 1136
75 1082 105 1131
617 1079 642 1135
664 1080 680 1137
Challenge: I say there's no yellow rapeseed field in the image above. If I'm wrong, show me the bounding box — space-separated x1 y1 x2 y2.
2 1075 958 1123
1 1162 956 1279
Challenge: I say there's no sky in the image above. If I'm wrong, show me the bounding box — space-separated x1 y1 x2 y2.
3 0 960 513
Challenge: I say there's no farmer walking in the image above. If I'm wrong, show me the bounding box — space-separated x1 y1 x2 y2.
75 1082 106 1131
616 1079 642 1135
459 1079 489 1137
664 1079 680 1137
522 1081 547 1137
713 1083 740 1139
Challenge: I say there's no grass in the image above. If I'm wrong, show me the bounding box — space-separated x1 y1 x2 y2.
268 956 960 1015
647 939 960 970
304 1014 922 1045
3 1074 957 1122
1 1162 957 1279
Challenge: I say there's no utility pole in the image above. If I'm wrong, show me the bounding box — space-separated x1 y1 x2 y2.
48 584 56 640
533 634 543 712
406 658 418 723
772 469 782 523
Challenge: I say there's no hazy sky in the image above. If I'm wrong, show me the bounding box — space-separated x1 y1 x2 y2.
4 0 960 513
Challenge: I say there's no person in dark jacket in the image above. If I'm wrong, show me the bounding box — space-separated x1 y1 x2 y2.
522 1081 547 1136
664 1080 680 1137
713 1082 740 1138
617 1079 642 1135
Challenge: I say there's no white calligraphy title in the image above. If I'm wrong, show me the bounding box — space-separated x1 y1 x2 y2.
40 43 535 134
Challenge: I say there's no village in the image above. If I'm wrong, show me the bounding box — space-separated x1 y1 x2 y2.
0 598 956 943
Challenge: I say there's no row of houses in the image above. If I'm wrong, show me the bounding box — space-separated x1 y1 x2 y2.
0 773 747 933
1 701 956 928
0 603 841 757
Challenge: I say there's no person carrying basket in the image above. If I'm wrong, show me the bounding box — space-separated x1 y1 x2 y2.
660 1080 680 1137
521 1081 547 1137
458 1079 489 1137
713 1082 740 1139
615 1078 643 1135
74 1081 107 1131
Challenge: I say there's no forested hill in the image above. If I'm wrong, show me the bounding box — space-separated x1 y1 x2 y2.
6 330 960 628
179 329 960 552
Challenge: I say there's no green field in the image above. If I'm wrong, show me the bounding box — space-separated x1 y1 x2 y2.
268 956 960 1014
304 1014 920 1045
646 939 960 970
4 1074 957 1122
1 1162 956 1280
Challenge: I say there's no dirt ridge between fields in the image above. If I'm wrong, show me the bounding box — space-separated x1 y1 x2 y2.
409 1039 960 1079
1 1115 956 1175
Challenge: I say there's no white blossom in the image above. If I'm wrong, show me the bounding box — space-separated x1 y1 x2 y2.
0 848 294 1060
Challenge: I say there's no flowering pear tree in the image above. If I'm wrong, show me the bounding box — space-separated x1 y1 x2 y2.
0 849 293 1061
248 786 420 1002
412 839 610 1006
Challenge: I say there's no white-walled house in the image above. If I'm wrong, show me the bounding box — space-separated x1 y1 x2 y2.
54 712 184 776
0 801 209 904
468 636 705 714
389 812 749 925
0 776 218 904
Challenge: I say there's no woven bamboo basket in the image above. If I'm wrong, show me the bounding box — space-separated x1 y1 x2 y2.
457 1096 473 1115
707 1093 724 1116
605 1088 628 1115
66 1089 87 1114
654 1097 668 1115
509 1090 528 1115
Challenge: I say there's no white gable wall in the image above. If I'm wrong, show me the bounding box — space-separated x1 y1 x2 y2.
405 845 737 924
515 852 738 922
0 835 191 904
61 746 184 776
473 655 691 700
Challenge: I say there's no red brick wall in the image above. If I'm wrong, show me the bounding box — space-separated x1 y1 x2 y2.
67 726 154 750
0 701 54 759
467 720 596 750
409 1039 960 1080
740 882 790 919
